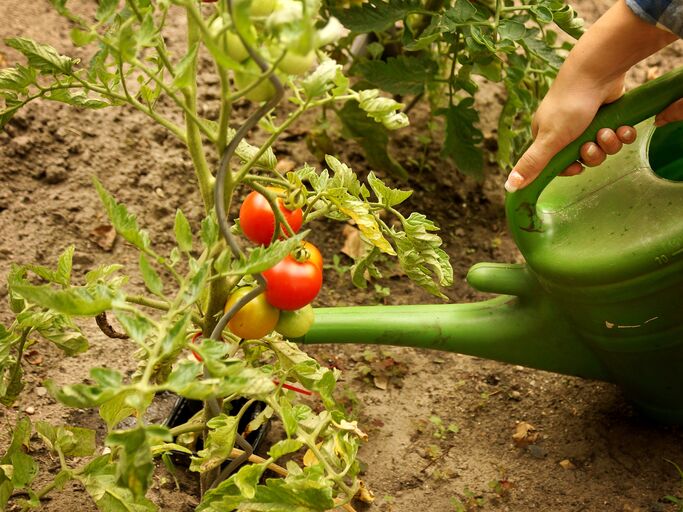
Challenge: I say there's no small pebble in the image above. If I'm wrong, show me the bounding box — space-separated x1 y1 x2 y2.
35 386 47 397
559 459 576 470
25 406 35 415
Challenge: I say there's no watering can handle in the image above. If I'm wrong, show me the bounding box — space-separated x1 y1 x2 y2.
506 67 683 250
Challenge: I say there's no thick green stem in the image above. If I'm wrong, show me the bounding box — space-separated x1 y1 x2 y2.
183 7 215 213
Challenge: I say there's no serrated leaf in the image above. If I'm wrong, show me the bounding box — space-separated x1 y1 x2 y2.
234 463 267 499
0 65 37 93
100 391 136 430
437 99 484 178
94 178 151 251
331 193 395 255
226 128 278 171
5 38 77 75
331 0 420 32
174 209 192 252
531 4 553 24
390 212 453 298
78 455 156 512
70 28 96 47
367 172 412 206
201 215 219 247
498 19 526 41
45 87 109 109
447 0 476 22
106 426 165 498
354 55 437 96
190 415 238 473
47 367 124 408
139 253 163 296
350 246 382 288
230 234 304 275
551 4 584 39
268 439 303 460
356 89 409 130
114 309 155 344
172 43 198 90
96 0 119 22
302 59 343 99
522 30 564 68
12 283 113 316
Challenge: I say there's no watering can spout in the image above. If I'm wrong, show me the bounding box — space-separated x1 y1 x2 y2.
301 263 608 381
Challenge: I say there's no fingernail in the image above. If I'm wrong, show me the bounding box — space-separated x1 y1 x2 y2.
504 170 524 193
586 144 598 158
654 117 665 127
622 127 635 140
599 131 611 144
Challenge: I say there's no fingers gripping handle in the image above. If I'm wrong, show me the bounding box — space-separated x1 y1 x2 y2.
505 67 683 251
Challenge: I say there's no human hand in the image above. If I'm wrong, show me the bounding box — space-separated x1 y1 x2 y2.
504 73 629 192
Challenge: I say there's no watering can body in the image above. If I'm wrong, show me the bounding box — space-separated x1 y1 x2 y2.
301 69 683 423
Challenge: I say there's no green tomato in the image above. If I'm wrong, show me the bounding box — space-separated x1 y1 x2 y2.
234 61 276 102
277 51 317 76
275 304 315 338
250 0 277 17
209 17 250 63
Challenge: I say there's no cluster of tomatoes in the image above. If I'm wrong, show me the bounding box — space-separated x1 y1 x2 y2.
226 188 322 340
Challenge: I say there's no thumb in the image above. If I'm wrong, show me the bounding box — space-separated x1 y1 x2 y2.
505 137 559 193
655 98 683 126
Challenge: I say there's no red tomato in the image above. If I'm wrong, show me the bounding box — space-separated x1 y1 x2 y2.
239 188 303 245
263 247 323 310
190 331 203 361
300 241 323 271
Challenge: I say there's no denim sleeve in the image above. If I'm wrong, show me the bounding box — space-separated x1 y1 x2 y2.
626 0 683 38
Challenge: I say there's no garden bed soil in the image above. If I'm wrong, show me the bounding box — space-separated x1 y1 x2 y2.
2 1 683 510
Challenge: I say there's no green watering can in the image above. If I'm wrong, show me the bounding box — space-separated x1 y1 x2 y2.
300 68 683 423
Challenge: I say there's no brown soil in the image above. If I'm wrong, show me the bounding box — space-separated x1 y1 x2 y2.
2 1 683 511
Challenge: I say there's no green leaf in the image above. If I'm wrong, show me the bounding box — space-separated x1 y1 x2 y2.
531 5 553 24
44 87 109 109
302 59 343 99
70 28 96 47
78 455 156 512
390 212 453 298
268 439 303 460
330 0 421 32
165 359 274 400
184 261 209 304
551 4 584 39
100 392 137 430
20 309 90 355
138 254 163 297
234 463 267 499
337 101 408 180
356 89 409 130
114 309 155 344
437 98 484 178
0 65 37 93
350 246 382 289
447 0 476 22
12 283 113 316
354 55 438 96
190 414 238 473
47 367 124 408
36 422 96 457
93 178 151 252
174 209 193 252
498 19 526 41
159 313 190 359
96 0 119 22
172 43 198 90
367 172 412 207
201 215 219 247
521 30 564 68
106 426 168 499
326 188 395 255
5 38 77 75
9 451 37 489
227 128 278 171
230 234 304 275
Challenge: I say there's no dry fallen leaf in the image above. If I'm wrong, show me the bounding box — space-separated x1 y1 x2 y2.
275 158 296 173
341 224 363 260
357 479 375 504
372 375 388 390
512 421 539 448
559 459 576 470
25 349 43 366
90 224 117 251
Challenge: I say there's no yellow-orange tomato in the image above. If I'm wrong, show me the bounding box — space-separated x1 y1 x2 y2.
225 286 279 339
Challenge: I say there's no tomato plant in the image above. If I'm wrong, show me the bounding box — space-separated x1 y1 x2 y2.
0 0 455 510
239 188 303 245
263 245 324 310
